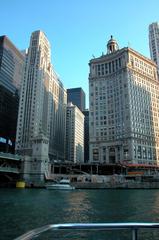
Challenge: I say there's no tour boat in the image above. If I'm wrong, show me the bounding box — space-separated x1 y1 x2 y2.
45 179 75 190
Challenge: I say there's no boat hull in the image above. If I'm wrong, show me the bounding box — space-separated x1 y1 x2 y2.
46 184 75 190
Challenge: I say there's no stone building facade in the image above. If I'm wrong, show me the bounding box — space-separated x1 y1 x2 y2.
89 36 159 165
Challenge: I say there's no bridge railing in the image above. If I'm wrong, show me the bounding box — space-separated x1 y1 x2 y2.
0 166 20 174
14 222 159 240
0 152 21 161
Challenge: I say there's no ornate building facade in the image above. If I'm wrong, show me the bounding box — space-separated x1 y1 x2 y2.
89 36 159 165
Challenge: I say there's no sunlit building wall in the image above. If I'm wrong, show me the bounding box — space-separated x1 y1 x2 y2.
89 36 159 165
66 102 84 163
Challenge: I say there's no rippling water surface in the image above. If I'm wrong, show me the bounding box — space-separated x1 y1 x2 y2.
1 188 159 239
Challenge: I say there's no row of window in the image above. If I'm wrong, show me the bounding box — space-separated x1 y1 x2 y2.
91 58 122 76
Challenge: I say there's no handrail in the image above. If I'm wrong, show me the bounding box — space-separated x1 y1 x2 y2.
14 222 159 240
0 152 21 161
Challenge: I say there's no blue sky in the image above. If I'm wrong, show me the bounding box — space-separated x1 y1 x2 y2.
1 0 159 107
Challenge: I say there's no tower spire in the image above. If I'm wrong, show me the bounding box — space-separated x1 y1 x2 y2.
107 35 119 54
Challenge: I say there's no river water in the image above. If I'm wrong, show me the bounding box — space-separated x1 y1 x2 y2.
0 188 159 239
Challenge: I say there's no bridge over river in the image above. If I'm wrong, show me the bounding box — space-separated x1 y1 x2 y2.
0 152 21 186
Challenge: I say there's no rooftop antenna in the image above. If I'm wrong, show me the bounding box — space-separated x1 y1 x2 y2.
128 41 131 48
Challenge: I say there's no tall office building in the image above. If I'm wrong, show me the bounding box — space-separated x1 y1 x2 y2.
83 109 89 162
89 36 159 165
0 36 24 153
149 22 159 69
16 31 67 183
66 102 84 163
49 70 67 162
67 87 86 111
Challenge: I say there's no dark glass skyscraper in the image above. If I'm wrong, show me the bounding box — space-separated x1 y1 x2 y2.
67 87 86 111
0 36 24 153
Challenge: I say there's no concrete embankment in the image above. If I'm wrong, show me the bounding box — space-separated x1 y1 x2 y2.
16 174 159 189
72 181 159 189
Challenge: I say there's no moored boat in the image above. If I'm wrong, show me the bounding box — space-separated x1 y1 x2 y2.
45 179 75 190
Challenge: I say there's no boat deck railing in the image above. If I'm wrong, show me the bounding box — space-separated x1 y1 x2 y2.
14 222 159 240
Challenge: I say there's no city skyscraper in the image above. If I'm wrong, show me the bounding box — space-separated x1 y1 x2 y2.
0 36 24 153
66 102 84 163
83 109 89 162
16 31 67 184
89 36 159 165
149 22 159 70
67 87 86 111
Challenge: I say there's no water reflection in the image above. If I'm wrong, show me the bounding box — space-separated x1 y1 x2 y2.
61 191 93 222
1 189 159 239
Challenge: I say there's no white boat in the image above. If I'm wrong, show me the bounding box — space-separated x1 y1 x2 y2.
45 179 75 190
